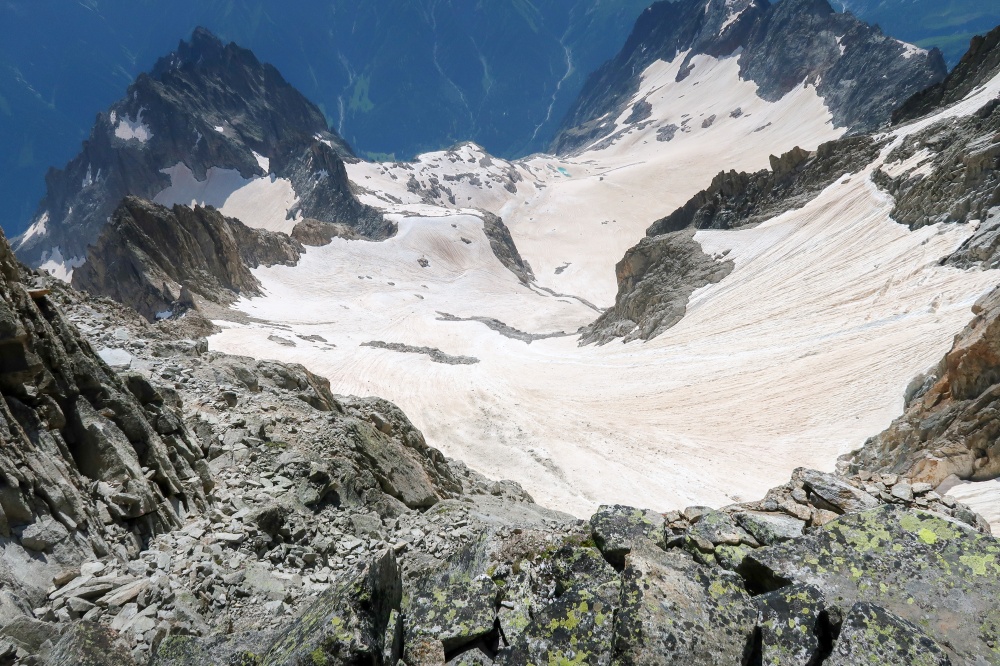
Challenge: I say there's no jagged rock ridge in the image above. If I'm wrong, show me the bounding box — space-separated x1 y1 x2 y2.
14 28 390 271
893 24 1000 124
70 197 305 323
552 0 946 154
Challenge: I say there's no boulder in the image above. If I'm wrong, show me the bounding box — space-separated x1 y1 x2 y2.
589 505 666 567
798 469 880 514
825 602 951 666
20 519 70 552
613 540 756 665
739 506 1000 664
755 584 828 666
735 511 805 545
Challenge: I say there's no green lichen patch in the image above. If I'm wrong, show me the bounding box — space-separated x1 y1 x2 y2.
613 540 756 665
756 584 826 666
498 585 617 666
825 602 950 666
740 506 1000 665
589 505 666 567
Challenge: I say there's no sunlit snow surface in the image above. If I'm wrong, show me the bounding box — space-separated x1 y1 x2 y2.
154 163 298 233
210 55 1000 516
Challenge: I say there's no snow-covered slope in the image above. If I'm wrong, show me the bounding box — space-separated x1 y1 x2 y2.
207 40 1000 515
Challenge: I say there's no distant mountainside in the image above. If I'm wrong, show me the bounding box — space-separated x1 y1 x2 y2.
0 0 650 238
552 0 948 154
837 0 1000 65
12 29 388 273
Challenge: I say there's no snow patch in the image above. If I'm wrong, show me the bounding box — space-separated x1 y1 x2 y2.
114 107 153 143
17 212 49 248
154 163 300 233
39 247 85 283
253 151 270 173
895 39 928 60
155 310 174 320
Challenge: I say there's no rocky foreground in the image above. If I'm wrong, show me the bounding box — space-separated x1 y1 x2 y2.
0 205 998 664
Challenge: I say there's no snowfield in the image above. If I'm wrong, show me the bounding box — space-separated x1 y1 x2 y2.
154 163 300 234
207 55 1000 517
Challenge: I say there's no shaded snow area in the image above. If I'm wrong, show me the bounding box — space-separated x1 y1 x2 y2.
209 58 1000 516
38 246 85 283
112 108 153 143
154 163 299 233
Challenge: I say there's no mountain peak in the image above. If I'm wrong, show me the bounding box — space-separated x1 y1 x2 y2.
14 29 385 269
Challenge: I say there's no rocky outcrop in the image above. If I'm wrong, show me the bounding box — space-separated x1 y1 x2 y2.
552 0 946 154
873 95 1000 261
71 197 304 321
581 230 734 344
848 285 1000 489
2 242 997 664
893 24 1000 125
0 221 210 622
648 138 882 236
14 28 388 268
481 212 534 285
589 137 881 344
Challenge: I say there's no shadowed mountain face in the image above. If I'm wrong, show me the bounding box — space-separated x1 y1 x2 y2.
0 0 652 237
13 28 389 271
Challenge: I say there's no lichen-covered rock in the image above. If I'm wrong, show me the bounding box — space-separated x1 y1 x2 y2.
798 469 880 514
589 505 666 566
42 622 138 666
150 632 272 666
613 540 756 665
826 602 951 666
739 506 1000 665
261 549 401 665
688 510 755 547
735 511 805 546
498 584 618 666
755 584 827 666
403 566 498 655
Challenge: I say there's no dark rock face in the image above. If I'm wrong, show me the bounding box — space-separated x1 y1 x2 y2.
581 230 734 345
71 196 304 322
552 0 946 154
649 138 881 237
874 97 1000 259
894 24 1000 125
584 135 883 344
481 212 534 286
14 28 387 267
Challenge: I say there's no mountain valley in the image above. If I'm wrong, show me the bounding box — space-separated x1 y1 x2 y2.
1 0 1000 663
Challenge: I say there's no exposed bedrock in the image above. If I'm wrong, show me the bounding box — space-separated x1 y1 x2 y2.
848 284 1000 488
589 137 881 344
581 230 734 345
874 95 1000 262
71 197 304 322
0 224 209 616
893 24 1000 125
